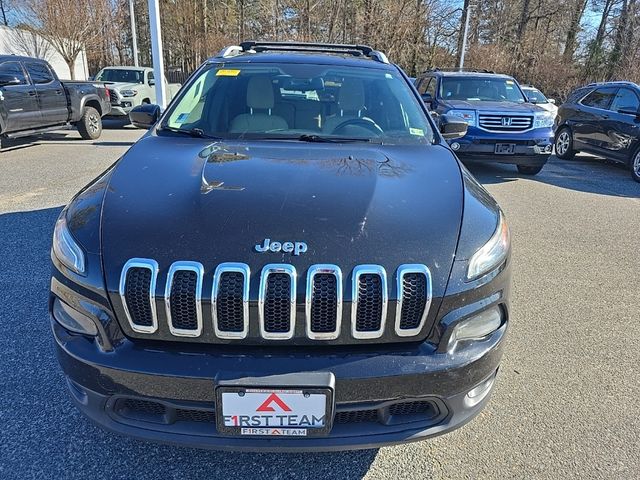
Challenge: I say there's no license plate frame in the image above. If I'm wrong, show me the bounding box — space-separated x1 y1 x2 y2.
495 143 516 155
215 373 335 437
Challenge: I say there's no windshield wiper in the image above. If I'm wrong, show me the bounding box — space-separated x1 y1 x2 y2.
158 125 221 139
297 134 376 143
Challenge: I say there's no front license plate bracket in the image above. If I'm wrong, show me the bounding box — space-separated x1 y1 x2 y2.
215 372 335 437
495 143 516 154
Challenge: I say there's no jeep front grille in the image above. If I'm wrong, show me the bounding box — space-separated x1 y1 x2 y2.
259 264 296 339
118 261 432 343
395 265 432 336
478 114 533 132
165 262 203 337
119 258 159 333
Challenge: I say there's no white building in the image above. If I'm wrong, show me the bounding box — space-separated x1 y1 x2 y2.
0 25 88 80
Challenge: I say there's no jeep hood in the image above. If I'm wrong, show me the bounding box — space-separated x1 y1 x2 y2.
443 100 545 113
101 135 464 298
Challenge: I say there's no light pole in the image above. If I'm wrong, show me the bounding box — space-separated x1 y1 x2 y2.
129 0 139 67
459 2 472 71
148 0 167 108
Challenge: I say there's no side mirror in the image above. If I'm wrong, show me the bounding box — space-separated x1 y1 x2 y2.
421 92 433 107
148 79 155 86
548 98 556 104
129 103 161 129
439 114 468 140
0 75 21 87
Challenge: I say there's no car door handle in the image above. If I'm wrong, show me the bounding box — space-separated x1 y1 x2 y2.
601 114 609 119
28 90 37 96
55 89 63 95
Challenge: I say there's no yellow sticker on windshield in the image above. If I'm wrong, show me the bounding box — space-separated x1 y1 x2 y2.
216 69 241 77
410 128 424 136
506 80 514 85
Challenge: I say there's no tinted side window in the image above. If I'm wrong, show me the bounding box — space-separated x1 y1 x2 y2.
417 77 431 95
0 61 27 85
425 78 437 97
148 71 154 81
25 63 55 84
610 88 640 112
581 88 617 109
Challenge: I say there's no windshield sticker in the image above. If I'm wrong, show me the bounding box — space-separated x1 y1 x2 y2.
506 80 514 85
216 69 241 77
409 128 424 136
175 113 189 123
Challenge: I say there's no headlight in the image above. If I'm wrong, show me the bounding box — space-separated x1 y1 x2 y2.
467 211 509 280
447 109 477 126
120 89 138 97
52 215 85 275
448 306 503 351
533 111 554 129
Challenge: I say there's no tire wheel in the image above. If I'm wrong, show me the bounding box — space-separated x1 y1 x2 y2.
517 164 544 175
555 127 575 160
631 148 640 183
77 106 102 140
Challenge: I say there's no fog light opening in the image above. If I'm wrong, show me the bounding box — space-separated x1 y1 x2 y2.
450 142 460 151
465 372 497 407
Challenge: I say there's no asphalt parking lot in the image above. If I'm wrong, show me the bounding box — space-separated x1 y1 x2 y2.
1 123 639 479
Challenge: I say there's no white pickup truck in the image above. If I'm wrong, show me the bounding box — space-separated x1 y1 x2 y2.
94 66 181 116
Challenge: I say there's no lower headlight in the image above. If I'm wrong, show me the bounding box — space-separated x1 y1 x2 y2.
52 215 85 275
120 89 138 97
52 298 98 336
448 306 502 351
467 211 510 280
533 111 554 129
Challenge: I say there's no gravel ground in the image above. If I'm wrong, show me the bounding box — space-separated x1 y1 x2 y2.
1 124 639 479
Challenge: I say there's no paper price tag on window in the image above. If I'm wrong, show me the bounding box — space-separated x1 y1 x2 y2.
216 69 241 77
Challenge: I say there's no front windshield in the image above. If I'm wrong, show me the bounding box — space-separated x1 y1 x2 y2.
162 63 434 144
96 68 144 84
523 88 548 104
441 77 526 103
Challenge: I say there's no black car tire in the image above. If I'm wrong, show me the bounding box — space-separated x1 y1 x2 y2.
517 164 544 175
77 106 102 140
555 127 576 160
631 147 640 183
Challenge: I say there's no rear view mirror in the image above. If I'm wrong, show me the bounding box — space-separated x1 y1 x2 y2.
439 114 468 140
129 103 161 129
527 97 537 104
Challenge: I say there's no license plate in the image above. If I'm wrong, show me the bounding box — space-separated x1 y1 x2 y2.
495 143 516 154
215 386 333 437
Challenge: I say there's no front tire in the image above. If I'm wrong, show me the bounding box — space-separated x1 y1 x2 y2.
555 127 575 160
517 164 544 175
631 147 640 183
77 106 102 140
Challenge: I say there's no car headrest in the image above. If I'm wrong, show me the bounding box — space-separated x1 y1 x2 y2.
338 78 365 112
247 76 274 110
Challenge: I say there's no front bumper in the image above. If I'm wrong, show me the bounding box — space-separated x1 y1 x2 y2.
451 127 554 166
106 104 134 116
53 318 506 451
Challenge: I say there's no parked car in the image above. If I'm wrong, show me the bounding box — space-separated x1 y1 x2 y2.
0 55 110 144
415 69 554 175
94 66 181 117
521 85 558 118
555 81 640 183
50 41 511 451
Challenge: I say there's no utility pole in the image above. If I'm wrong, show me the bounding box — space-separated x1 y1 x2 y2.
129 0 139 67
148 0 167 108
459 2 472 71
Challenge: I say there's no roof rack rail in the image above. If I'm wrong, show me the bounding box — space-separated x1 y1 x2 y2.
215 41 389 63
424 67 496 74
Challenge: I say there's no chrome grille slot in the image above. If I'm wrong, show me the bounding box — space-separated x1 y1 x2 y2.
212 263 250 339
395 264 432 337
351 265 387 339
259 264 296 340
478 114 533 132
119 258 159 334
165 261 204 337
306 265 342 340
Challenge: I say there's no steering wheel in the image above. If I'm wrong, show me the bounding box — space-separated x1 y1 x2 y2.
331 117 384 135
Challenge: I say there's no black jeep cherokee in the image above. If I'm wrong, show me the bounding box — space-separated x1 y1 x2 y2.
50 42 511 451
